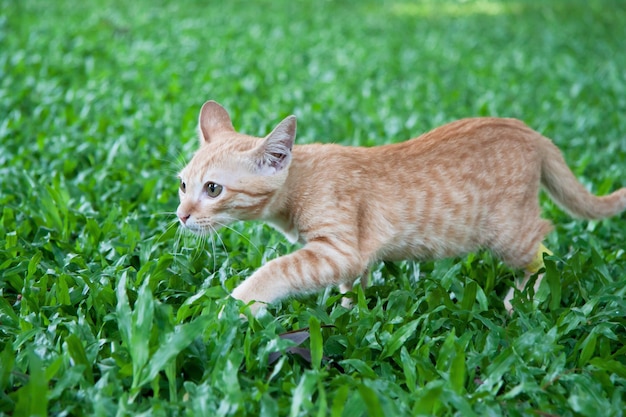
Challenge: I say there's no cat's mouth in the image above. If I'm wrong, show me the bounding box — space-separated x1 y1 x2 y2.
182 223 205 234
177 207 231 235
179 218 223 236
181 222 211 235
177 210 211 234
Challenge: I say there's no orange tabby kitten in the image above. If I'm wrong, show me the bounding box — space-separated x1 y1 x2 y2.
177 101 626 314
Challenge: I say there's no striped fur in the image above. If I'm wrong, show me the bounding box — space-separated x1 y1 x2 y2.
177 101 626 313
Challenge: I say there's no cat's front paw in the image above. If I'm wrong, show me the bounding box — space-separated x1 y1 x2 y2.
237 298 267 316
231 286 267 316
217 297 263 320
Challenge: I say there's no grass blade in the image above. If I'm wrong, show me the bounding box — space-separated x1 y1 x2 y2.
290 370 317 417
380 319 419 359
14 351 48 417
136 314 211 388
309 316 323 370
461 281 477 311
357 383 384 417
130 279 155 387
65 334 94 384
116 272 132 353
330 384 350 417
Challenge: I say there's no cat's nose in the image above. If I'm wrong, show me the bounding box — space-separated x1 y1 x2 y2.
178 213 191 224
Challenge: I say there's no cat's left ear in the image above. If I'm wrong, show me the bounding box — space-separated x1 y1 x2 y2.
254 115 296 175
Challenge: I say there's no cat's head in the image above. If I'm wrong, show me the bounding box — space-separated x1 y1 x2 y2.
176 101 296 234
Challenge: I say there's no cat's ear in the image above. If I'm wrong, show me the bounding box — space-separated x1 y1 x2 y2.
254 115 296 175
198 100 235 143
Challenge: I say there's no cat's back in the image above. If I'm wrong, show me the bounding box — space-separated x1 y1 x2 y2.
293 117 541 172
392 117 540 156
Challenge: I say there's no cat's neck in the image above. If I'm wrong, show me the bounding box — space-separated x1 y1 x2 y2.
259 144 348 245
263 198 300 244
258 157 301 243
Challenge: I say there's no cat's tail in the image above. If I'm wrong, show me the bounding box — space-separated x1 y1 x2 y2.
539 136 626 219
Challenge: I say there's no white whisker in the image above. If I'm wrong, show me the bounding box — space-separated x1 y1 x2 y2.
152 211 178 217
160 149 189 174
215 221 263 257
209 224 230 265
206 225 221 273
148 214 178 250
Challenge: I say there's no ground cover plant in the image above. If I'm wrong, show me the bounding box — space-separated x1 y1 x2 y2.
1 0 626 415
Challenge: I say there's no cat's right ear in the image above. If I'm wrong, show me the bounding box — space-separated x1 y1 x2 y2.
199 101 235 144
253 115 297 175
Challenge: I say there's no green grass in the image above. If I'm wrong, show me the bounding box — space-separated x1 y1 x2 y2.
2 0 626 415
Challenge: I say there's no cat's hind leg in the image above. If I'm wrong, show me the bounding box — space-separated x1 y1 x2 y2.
503 242 553 312
339 282 354 309
492 213 553 312
339 267 370 308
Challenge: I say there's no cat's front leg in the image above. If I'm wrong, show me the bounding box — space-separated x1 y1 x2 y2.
230 240 364 314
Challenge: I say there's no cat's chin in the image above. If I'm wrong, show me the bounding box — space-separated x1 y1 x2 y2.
179 215 232 235
181 223 219 236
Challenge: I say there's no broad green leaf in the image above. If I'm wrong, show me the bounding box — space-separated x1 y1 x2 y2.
578 330 598 368
461 280 477 311
437 332 466 394
5 230 17 249
544 258 561 310
26 251 42 280
309 316 323 370
0 343 15 391
165 361 177 403
413 380 444 415
290 370 317 417
116 272 132 352
437 262 463 290
47 364 85 402
478 347 517 394
589 358 626 379
380 319 419 359
130 279 155 385
357 383 384 417
14 351 48 417
567 376 610 415
260 392 279 417
400 347 417 393
56 274 71 306
315 380 328 417
65 334 94 384
0 296 19 324
135 314 211 388
330 384 350 417
449 343 466 394
340 359 377 379
445 388 478 417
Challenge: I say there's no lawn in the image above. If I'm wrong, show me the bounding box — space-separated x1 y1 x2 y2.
1 0 626 415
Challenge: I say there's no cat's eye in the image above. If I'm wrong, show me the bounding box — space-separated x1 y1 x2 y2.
179 180 186 193
205 182 223 198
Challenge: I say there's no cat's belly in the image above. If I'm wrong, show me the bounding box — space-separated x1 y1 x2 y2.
375 229 481 262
